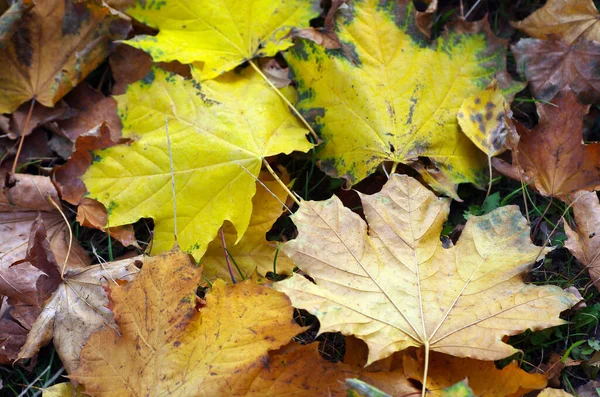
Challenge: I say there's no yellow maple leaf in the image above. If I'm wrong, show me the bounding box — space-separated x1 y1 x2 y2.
123 0 319 80
71 249 303 396
82 67 312 260
286 0 510 190
0 0 129 113
201 171 295 283
274 174 579 366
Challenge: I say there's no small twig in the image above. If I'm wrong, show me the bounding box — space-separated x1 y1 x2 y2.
465 0 483 19
11 98 36 176
232 158 294 214
46 195 72 279
220 227 237 284
263 158 301 207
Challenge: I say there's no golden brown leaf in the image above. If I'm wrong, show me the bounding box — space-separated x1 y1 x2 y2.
512 0 600 44
565 191 600 291
201 171 294 283
71 251 302 396
403 349 547 397
0 0 130 113
275 174 579 365
493 88 600 199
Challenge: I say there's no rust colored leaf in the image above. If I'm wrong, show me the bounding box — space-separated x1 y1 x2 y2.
513 37 600 104
493 88 600 199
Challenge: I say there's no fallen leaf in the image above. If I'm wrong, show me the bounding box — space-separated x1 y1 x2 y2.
403 349 547 397
52 124 135 246
538 388 575 397
576 380 600 397
493 88 600 199
71 251 303 396
41 382 85 397
201 171 294 283
512 37 600 104
0 173 89 363
274 174 579 365
512 0 600 44
57 84 122 142
82 67 312 260
109 44 192 96
0 0 130 113
17 251 141 373
8 101 71 139
286 0 510 191
458 82 516 157
124 0 319 80
564 191 600 291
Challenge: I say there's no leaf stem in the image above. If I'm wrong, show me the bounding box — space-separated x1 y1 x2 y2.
165 116 178 243
263 158 301 207
220 227 237 284
422 343 430 397
248 59 319 142
11 97 36 175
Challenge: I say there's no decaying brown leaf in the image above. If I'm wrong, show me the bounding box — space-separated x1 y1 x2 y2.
493 88 600 199
0 0 130 113
512 0 600 44
52 124 135 246
513 37 600 103
0 173 89 363
565 191 600 292
71 250 303 396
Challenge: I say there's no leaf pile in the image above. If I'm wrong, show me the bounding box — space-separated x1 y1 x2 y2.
0 0 598 396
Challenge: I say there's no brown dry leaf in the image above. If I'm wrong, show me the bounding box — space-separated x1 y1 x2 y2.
512 37 600 104
201 171 294 283
58 84 122 142
109 44 191 96
564 191 600 291
52 124 135 246
493 88 600 199
512 0 600 44
275 174 579 365
17 252 141 373
0 173 89 363
0 0 130 113
71 251 303 396
403 349 547 397
8 101 71 139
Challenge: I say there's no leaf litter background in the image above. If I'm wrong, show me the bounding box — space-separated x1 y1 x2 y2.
1 0 600 396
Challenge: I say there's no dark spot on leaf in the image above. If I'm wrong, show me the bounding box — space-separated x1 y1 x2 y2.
474 97 481 104
141 69 155 85
11 23 33 67
62 1 90 36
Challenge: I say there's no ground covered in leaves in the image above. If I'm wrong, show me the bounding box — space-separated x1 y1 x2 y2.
1 0 600 396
